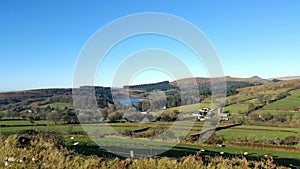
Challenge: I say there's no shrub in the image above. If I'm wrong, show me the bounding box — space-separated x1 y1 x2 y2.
15 130 64 148
122 129 133 136
107 111 122 122
70 131 87 135
274 114 288 123
134 125 166 138
281 136 299 145
160 110 179 121
265 112 274 121
204 133 224 145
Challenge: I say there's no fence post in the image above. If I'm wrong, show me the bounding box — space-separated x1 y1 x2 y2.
130 150 135 158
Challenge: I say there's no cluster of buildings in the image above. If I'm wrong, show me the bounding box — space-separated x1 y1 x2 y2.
192 107 229 121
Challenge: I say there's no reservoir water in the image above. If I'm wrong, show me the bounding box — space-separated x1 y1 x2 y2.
116 98 143 105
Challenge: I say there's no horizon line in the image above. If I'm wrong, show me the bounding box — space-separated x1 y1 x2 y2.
1 75 300 93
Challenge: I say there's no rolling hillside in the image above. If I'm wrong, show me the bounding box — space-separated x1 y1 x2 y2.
172 76 271 86
0 76 298 121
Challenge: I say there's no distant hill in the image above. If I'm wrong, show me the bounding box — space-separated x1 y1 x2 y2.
124 81 178 92
0 87 114 112
0 88 72 106
171 76 270 89
269 76 300 81
124 76 270 95
0 76 300 119
0 76 274 113
225 76 270 84
0 76 270 103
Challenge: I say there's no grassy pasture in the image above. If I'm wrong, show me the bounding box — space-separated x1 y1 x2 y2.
290 88 300 96
176 143 300 160
62 135 300 166
261 89 300 111
217 128 299 140
2 120 298 141
251 109 300 118
1 120 300 166
0 120 57 125
262 97 300 110
223 104 248 114
250 88 300 125
0 125 83 135
63 134 300 159
167 102 211 112
234 125 300 133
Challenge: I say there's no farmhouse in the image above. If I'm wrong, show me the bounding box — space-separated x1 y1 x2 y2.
140 111 148 115
219 113 229 121
192 108 213 121
193 107 229 121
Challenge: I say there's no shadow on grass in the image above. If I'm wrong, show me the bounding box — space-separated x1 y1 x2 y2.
67 145 300 167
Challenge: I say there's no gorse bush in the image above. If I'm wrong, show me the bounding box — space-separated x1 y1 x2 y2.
0 134 290 169
204 133 224 145
0 134 101 169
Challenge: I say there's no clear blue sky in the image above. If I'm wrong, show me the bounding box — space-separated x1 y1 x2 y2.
0 0 299 91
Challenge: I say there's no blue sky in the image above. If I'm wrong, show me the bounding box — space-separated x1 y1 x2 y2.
0 0 299 91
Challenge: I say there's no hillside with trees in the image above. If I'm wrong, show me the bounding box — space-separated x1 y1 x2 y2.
0 76 270 123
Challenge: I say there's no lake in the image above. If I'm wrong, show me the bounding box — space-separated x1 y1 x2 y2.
116 98 143 105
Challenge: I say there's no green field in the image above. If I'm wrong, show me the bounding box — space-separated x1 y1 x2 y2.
218 128 298 140
0 121 206 137
234 125 300 133
168 102 211 112
251 88 300 124
61 134 300 166
1 119 300 166
223 104 248 114
261 89 300 110
176 143 300 160
64 135 300 157
1 120 299 141
0 120 57 125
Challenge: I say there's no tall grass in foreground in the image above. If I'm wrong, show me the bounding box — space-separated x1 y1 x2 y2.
0 134 290 169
